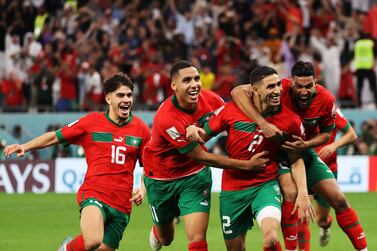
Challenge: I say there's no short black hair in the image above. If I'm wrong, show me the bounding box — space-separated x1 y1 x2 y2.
170 60 196 79
249 66 278 85
291 61 315 77
102 72 134 95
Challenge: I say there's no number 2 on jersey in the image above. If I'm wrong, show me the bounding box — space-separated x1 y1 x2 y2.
111 145 127 164
248 130 263 152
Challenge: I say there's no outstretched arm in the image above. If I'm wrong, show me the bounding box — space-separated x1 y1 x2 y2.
282 132 330 151
3 131 59 157
231 85 283 139
187 145 269 172
318 125 357 159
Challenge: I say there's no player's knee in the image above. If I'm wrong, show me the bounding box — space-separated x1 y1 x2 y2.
159 234 174 246
281 185 297 202
263 229 279 247
317 215 329 228
83 236 102 250
188 233 206 243
329 192 349 211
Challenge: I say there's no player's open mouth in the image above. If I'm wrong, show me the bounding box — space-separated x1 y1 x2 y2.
188 90 199 99
119 104 130 114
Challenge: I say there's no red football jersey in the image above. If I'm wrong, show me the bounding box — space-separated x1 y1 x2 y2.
315 108 350 172
143 90 225 180
205 102 304 191
281 79 336 140
56 112 151 214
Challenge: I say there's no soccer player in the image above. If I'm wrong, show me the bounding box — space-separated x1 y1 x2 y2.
313 107 357 247
231 61 368 251
187 66 314 251
143 60 269 251
4 73 151 251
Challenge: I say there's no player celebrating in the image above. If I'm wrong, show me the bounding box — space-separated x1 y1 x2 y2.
231 61 368 251
187 66 314 251
4 73 151 251
143 60 269 251
313 107 357 247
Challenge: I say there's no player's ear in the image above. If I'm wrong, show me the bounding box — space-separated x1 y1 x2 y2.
171 81 177 92
105 94 111 105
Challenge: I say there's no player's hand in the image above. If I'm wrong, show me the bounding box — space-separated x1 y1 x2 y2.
318 144 336 159
244 151 269 172
259 121 283 140
130 187 146 206
3 144 25 157
282 135 309 151
186 125 206 144
292 192 316 224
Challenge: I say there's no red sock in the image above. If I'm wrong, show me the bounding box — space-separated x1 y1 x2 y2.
326 214 333 229
66 235 85 251
264 241 282 251
188 240 207 251
281 200 298 250
336 207 367 249
298 221 310 251
152 225 160 242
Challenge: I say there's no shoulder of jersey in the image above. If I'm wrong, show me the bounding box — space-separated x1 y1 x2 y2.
316 84 334 100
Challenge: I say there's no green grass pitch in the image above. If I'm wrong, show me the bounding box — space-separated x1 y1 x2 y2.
0 192 376 250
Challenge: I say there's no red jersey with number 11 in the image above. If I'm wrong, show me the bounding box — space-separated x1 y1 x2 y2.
56 112 150 214
143 90 225 180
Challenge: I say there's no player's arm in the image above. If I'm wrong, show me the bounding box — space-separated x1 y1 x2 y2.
283 131 331 151
130 172 146 206
318 123 357 159
186 124 209 144
287 151 315 223
186 145 268 172
231 84 283 139
3 131 59 157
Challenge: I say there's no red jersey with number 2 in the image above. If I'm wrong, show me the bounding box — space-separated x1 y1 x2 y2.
205 102 304 191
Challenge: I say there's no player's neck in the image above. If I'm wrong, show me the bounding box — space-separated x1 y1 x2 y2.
108 111 130 125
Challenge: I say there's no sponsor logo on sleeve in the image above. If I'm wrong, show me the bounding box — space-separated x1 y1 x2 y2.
166 127 180 140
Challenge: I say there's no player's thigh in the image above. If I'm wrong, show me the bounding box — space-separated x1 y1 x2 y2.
220 188 255 241
278 173 297 201
144 176 180 225
252 179 282 228
80 198 106 241
102 204 130 250
304 148 335 189
313 171 338 208
224 232 247 251
178 167 212 216
311 178 348 210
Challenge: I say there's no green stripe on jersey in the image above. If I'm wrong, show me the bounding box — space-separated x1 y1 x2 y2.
234 122 257 133
92 132 113 142
125 136 142 147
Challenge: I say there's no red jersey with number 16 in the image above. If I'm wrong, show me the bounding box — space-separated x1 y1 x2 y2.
204 102 304 191
55 112 151 214
143 90 225 180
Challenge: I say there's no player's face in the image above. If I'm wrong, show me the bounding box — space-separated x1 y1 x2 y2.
171 66 202 109
106 85 133 121
254 74 282 107
291 76 316 109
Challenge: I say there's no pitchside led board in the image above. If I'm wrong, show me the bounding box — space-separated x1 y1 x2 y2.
1 156 377 193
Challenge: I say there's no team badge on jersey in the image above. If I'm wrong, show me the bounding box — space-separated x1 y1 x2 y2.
166 126 180 140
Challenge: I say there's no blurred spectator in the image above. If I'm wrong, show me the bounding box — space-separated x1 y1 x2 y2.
353 31 377 108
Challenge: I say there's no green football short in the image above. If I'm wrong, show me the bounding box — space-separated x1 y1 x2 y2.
80 198 130 249
277 148 335 190
219 179 282 240
314 171 338 208
144 167 212 225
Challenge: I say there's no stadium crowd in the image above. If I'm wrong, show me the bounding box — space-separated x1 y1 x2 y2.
1 0 377 157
